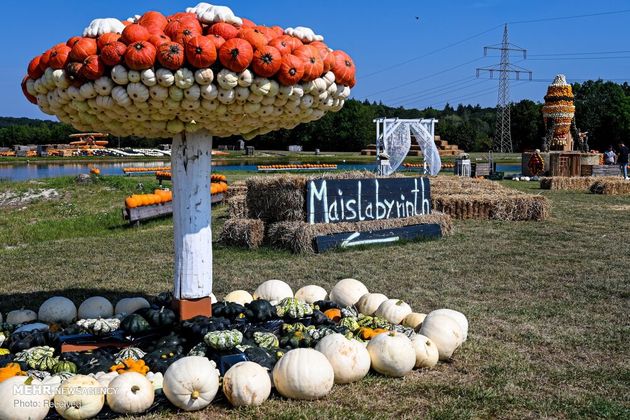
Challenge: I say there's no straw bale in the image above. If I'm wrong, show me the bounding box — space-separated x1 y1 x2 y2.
540 177 596 191
227 194 248 219
590 179 630 195
267 212 453 254
219 218 265 249
432 194 550 221
226 181 248 199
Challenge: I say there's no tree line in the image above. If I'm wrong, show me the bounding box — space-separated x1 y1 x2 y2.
2 80 628 153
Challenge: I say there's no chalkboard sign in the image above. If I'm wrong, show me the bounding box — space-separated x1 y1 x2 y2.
306 177 431 224
314 223 442 253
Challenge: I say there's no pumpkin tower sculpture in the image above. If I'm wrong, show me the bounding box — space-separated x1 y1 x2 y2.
22 3 355 318
542 74 584 152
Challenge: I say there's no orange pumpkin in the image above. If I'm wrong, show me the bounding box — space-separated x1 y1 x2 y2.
138 11 169 34
97 32 121 50
148 33 171 48
205 34 226 51
121 24 151 45
332 50 356 87
359 327 388 340
209 22 239 40
65 62 85 82
184 36 217 69
219 38 254 73
277 54 305 86
66 36 82 48
69 38 98 62
0 363 25 383
240 17 256 28
125 196 138 209
294 45 324 82
253 26 276 42
48 45 72 70
81 55 105 80
110 359 149 375
100 42 127 66
27 55 44 79
238 28 268 51
270 25 285 39
252 45 282 78
125 41 157 70
324 308 342 322
165 18 203 45
157 42 185 70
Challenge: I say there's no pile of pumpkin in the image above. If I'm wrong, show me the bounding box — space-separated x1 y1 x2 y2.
123 166 171 174
21 2 354 140
258 164 337 170
125 176 227 208
0 278 467 419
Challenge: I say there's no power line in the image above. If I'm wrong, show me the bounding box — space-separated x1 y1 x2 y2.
360 25 503 79
508 8 630 25
529 50 630 57
430 81 530 110
397 79 490 107
382 76 476 103
529 56 630 61
363 57 485 99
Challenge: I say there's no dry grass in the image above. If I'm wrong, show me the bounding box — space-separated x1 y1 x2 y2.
219 218 265 249
0 175 628 419
267 212 453 253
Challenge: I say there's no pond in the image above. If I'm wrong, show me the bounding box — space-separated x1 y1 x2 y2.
0 161 522 182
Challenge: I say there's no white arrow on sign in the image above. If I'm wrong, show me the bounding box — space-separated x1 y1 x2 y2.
340 232 401 248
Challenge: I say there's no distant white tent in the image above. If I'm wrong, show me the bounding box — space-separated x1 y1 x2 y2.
373 118 441 176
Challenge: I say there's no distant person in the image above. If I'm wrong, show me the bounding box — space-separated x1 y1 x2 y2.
618 142 629 180
604 146 616 165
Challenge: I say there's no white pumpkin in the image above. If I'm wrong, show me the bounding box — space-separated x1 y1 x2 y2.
112 86 132 107
127 83 150 103
175 68 195 89
223 290 253 305
294 285 327 304
418 314 464 361
194 68 214 85
111 65 129 85
156 68 175 87
253 280 293 304
403 312 426 329
222 362 271 407
114 297 150 315
238 69 253 87
127 70 141 83
163 356 219 411
6 309 38 325
284 26 324 43
410 334 439 368
315 334 370 384
425 309 469 341
38 297 77 324
217 69 239 89
374 299 413 325
106 372 155 414
329 279 369 307
272 348 334 400
78 296 114 319
146 372 163 392
0 377 50 420
367 331 416 377
79 83 97 100
356 293 388 316
210 293 218 304
54 375 105 420
83 18 125 38
92 371 119 388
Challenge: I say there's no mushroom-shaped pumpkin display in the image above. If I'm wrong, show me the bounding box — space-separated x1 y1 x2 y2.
22 3 355 319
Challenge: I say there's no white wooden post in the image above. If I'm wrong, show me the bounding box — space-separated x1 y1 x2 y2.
171 130 213 301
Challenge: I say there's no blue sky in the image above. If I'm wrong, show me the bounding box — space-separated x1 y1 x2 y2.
2 0 629 120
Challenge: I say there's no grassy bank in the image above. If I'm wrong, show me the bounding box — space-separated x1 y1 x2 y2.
0 174 627 419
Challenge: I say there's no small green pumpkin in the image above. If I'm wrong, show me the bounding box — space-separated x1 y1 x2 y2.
187 342 209 357
341 306 359 318
52 360 77 374
31 355 60 371
276 298 313 319
121 314 151 334
339 316 361 333
357 314 391 330
204 329 243 351
137 307 177 328
253 332 279 349
307 326 337 342
0 348 10 356
389 324 416 339
14 346 55 363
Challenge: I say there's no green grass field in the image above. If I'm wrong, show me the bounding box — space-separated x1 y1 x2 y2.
0 173 628 419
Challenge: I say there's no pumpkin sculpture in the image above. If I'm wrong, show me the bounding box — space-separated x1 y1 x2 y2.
22 2 354 320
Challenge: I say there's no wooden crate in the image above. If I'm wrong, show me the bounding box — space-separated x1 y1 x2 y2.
549 152 582 177
592 165 624 177
472 163 491 177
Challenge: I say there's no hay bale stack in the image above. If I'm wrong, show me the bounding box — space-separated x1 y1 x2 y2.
432 194 550 221
219 219 265 249
226 181 248 199
590 179 630 195
267 213 453 254
540 177 596 191
227 194 248 219
246 171 381 222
